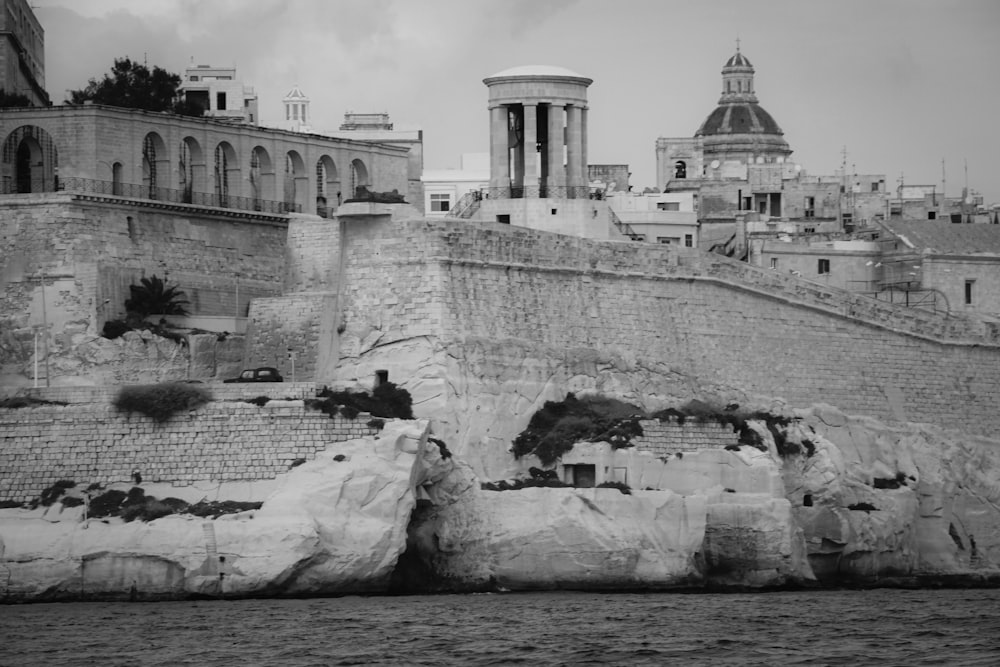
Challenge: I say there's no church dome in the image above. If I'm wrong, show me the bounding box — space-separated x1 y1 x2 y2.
695 49 791 161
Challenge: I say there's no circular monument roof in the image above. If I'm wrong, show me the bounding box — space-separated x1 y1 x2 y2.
486 65 588 80
696 103 784 137
724 52 753 68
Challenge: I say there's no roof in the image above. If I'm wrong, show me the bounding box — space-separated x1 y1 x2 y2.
486 65 588 79
881 220 1000 255
283 85 309 101
696 103 784 136
724 52 753 69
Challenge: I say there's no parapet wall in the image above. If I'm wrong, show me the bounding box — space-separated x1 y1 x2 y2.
0 400 379 503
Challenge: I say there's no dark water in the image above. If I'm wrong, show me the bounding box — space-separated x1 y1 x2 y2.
2 589 999 666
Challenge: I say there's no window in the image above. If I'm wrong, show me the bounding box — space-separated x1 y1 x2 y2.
684 234 693 247
656 237 677 244
818 258 830 275
216 92 226 110
804 227 815 234
770 258 778 270
804 196 815 218
189 75 199 82
551 208 557 215
430 193 450 212
928 211 937 220
374 370 389 387
657 202 680 211
965 280 975 305
673 160 686 179
871 182 880 192
497 214 510 224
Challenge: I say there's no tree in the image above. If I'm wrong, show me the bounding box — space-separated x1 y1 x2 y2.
0 89 33 108
124 275 190 319
67 57 202 117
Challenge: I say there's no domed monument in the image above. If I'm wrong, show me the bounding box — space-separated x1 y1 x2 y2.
656 45 793 189
695 48 792 165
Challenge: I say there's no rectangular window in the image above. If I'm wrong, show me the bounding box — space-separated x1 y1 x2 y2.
928 211 937 220
216 92 227 110
430 194 450 212
965 279 975 305
496 214 510 224
818 258 830 275
871 182 880 192
804 196 815 218
770 258 778 270
684 234 693 247
656 202 680 211
656 237 677 244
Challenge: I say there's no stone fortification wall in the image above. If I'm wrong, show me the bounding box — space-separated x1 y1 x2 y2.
632 419 738 457
0 401 379 502
0 195 288 374
326 218 1000 438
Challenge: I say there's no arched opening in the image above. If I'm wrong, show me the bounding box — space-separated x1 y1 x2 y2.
1 125 58 194
674 160 687 179
250 146 275 209
179 137 205 203
284 150 306 212
214 141 239 207
726 81 731 93
350 158 369 198
142 132 169 199
112 162 123 195
315 155 338 216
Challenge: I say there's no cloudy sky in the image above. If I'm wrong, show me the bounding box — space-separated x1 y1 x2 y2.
32 0 1000 203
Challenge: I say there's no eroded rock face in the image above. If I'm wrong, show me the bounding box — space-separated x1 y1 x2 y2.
0 420 436 601
783 405 1000 583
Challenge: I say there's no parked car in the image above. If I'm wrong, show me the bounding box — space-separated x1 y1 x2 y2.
223 367 283 383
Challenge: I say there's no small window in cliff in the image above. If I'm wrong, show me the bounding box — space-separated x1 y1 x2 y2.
374 370 389 387
965 280 975 305
564 464 596 488
818 258 830 275
497 214 510 224
803 494 813 507
551 208 557 215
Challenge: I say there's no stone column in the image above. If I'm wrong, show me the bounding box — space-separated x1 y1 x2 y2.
489 105 509 190
523 103 537 193
511 106 523 191
581 106 588 191
547 103 565 192
566 104 583 196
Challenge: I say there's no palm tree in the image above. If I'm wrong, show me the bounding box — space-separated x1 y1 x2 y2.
124 274 190 319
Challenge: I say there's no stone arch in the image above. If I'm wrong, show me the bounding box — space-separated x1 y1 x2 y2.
284 149 307 212
350 158 370 198
674 160 687 179
250 146 275 208
142 132 169 199
315 154 339 215
1 125 58 194
213 141 239 207
179 136 205 203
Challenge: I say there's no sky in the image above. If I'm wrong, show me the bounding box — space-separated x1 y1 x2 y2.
31 0 1000 203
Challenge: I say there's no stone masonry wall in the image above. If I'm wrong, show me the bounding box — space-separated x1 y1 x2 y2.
631 419 739 457
331 218 1000 438
0 401 380 503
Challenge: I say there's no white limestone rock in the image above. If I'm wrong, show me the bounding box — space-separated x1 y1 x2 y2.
0 420 438 600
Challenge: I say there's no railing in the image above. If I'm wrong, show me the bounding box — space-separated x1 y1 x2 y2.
53 177 300 214
446 190 483 218
862 285 950 314
481 185 596 200
608 207 642 241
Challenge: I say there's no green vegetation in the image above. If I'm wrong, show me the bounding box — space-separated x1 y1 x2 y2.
245 396 270 407
38 479 76 507
652 400 805 457
0 89 32 107
0 396 68 409
87 486 260 521
481 477 571 491
429 437 452 460
306 382 414 420
68 57 203 116
511 394 644 465
102 275 191 344
847 502 878 512
114 382 212 422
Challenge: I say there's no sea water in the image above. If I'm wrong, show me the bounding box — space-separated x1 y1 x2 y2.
2 588 999 666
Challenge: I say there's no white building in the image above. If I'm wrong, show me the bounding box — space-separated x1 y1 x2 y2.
606 191 699 246
179 64 258 124
421 153 490 217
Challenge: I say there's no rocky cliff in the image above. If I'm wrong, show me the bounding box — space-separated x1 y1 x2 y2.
4 402 995 601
